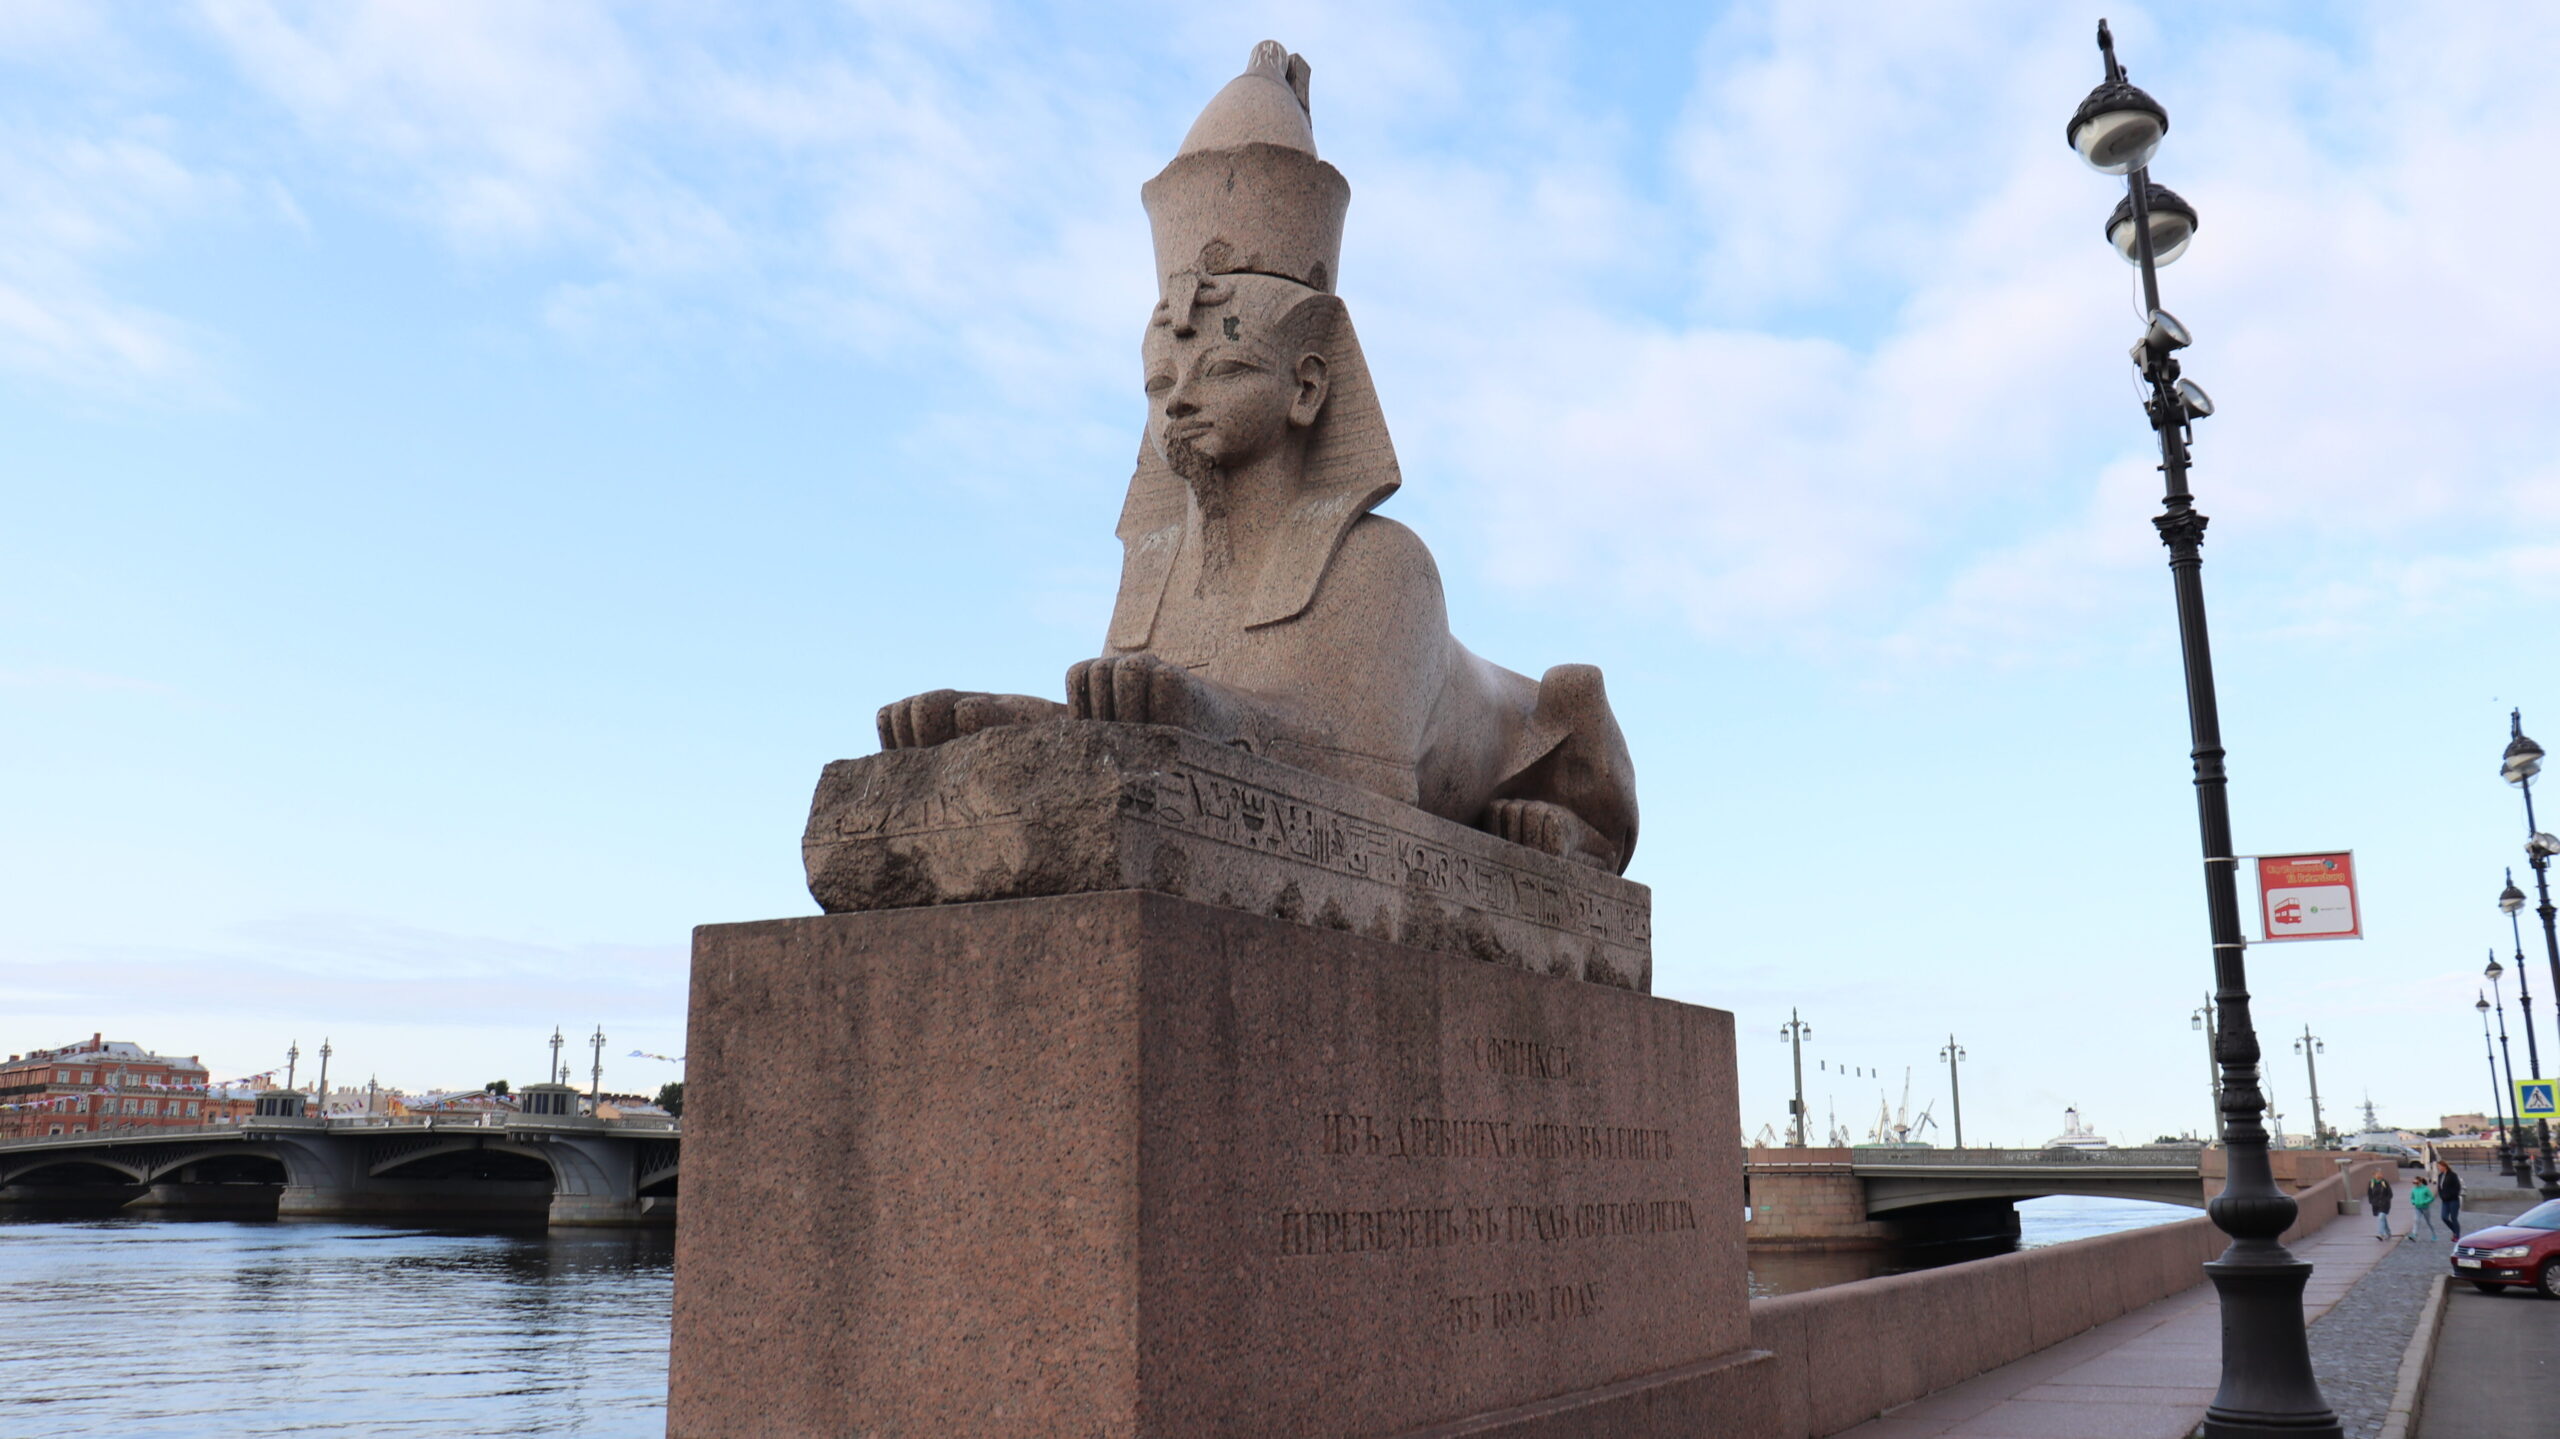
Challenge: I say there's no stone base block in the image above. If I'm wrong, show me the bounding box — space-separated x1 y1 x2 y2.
669 891 1755 1439
548 1194 651 1226
276 1179 551 1220
802 720 1652 989
123 1182 281 1215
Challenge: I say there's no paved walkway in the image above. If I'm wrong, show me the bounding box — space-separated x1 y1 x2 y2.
1834 1188 2418 1439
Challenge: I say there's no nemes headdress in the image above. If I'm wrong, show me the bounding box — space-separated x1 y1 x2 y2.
1110 42 1401 648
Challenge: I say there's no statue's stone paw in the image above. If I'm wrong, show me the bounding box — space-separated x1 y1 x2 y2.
878 689 967 750
1067 653 1205 729
880 691 1068 750
1487 798 1621 874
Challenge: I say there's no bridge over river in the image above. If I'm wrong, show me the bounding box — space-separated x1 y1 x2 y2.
1743 1145 2359 1247
6 1127 2354 1239
0 1112 681 1227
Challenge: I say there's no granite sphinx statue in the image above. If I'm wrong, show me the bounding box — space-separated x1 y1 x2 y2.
876 42 1637 874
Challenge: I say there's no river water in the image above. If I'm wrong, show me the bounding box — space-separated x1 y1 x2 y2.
0 1214 673 1438
1 1196 2194 1437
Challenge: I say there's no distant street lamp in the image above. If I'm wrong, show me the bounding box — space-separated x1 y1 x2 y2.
589 1026 607 1111
1939 1034 1967 1150
2479 994 2518 1176
2292 1027 2326 1149
2067 21 2338 1436
1779 1010 1812 1148
2500 711 2560 1199
2486 951 2533 1188
2192 997 2224 1143
315 1039 332 1119
548 1026 567 1087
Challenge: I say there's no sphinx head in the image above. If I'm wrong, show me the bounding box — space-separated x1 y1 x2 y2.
1144 270 1340 488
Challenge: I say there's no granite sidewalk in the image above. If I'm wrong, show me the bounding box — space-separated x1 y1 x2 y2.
1832 1191 2414 1439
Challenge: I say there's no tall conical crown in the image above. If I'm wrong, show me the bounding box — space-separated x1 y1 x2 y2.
1141 41 1349 294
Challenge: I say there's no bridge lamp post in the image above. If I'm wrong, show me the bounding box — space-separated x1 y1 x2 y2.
315 1039 332 1119
2191 998 2223 1143
2478 995 2519 1177
2291 1028 2325 1149
2484 954 2535 1188
2067 22 2339 1437
1779 1011 1812 1148
2499 714 2560 1199
1939 1035 1966 1150
589 1026 607 1111
284 1039 301 1094
549 1027 567 1087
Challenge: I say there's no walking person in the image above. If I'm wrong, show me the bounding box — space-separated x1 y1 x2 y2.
2408 1171 2439 1239
2437 1161 2463 1236
2368 1172 2394 1239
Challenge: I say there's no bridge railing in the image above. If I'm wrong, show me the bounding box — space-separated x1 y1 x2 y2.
1859 1147 2205 1167
1746 1146 2206 1170
0 1114 681 1151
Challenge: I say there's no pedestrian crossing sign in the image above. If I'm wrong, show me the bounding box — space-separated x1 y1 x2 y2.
2519 1079 2559 1120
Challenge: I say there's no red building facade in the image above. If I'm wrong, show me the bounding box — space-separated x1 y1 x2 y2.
0 1034 257 1139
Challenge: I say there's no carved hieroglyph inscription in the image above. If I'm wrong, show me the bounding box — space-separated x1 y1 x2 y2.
1122 758 1651 945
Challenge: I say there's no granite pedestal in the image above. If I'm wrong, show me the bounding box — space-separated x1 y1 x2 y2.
669 890 1770 1437
803 721 1652 990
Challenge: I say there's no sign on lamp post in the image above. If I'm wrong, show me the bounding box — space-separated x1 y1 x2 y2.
2255 852 2361 942
2518 1078 2558 1123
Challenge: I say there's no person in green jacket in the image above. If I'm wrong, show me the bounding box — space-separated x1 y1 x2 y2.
2408 1174 2439 1239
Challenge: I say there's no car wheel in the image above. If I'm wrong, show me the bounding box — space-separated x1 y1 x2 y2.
2474 1281 2504 1295
2540 1262 2560 1300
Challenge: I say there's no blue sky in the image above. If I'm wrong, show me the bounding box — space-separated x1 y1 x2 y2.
7 1 2558 1145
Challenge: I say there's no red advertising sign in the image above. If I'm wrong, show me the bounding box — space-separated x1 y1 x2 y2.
2256 852 2360 941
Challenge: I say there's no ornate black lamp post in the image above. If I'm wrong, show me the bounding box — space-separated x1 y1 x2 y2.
1779 1010 1812 1147
2485 949 2536 1188
2502 715 2560 1197
2192 996 2224 1142
2291 1026 2326 1149
2067 21 2339 1436
2479 992 2519 1178
1939 1035 1967 1150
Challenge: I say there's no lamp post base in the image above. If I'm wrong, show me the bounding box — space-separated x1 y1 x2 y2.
2198 1250 2343 1439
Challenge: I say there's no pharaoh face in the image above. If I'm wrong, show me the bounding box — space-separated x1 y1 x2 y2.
1143 273 1329 485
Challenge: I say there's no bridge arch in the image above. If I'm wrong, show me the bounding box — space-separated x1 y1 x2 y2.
0 1154 150 1187
134 1144 298 1187
362 1132 636 1207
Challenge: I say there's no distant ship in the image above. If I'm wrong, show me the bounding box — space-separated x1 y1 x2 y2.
2043 1107 2111 1151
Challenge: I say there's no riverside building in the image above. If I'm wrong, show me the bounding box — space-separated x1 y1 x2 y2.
0 1034 255 1139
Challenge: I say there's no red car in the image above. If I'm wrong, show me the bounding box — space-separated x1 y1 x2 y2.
2451 1198 2560 1296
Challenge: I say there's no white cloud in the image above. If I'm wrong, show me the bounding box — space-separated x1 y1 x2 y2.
24 1 2560 659
197 0 644 249
0 123 255 392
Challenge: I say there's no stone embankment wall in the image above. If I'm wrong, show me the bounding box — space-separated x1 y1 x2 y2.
1744 1164 2383 1439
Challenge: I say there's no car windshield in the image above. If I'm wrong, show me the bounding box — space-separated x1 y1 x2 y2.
2509 1199 2560 1231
